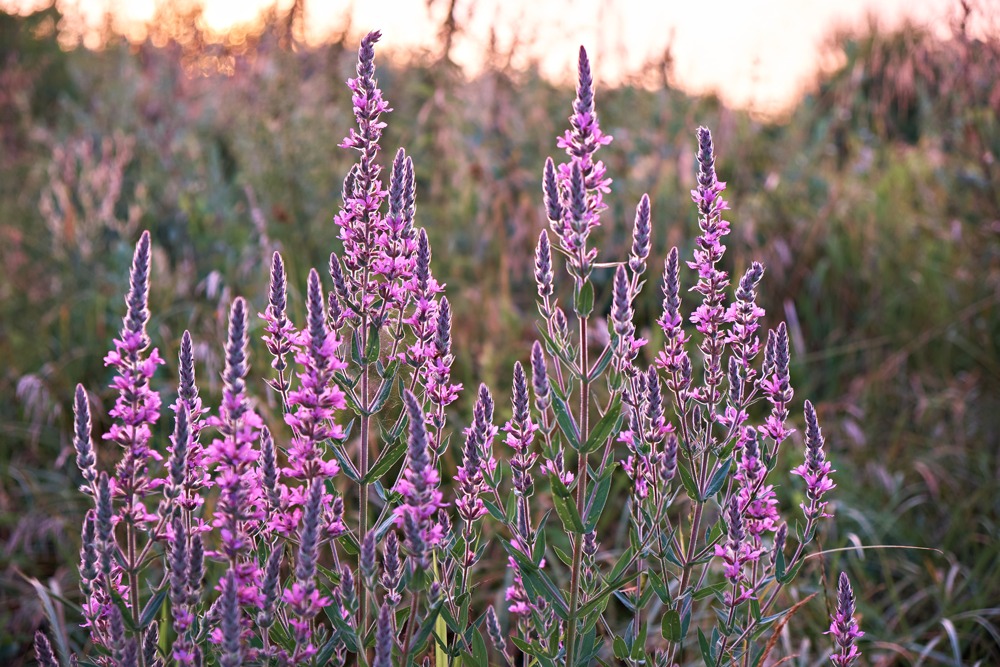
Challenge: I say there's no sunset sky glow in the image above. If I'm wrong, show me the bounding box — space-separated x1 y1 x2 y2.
3 0 985 114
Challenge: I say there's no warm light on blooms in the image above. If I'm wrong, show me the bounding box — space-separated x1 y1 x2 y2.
53 33 852 667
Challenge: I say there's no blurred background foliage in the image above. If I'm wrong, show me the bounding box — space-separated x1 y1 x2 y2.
0 2 998 665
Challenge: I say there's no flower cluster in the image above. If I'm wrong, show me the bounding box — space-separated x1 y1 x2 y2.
49 34 855 667
827 573 865 666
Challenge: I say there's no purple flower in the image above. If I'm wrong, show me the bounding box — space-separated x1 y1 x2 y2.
72 384 97 485
284 482 331 650
216 570 243 667
504 365 539 500
394 390 446 568
655 247 692 390
630 193 651 275
758 322 794 444
791 400 836 520
685 127 731 406
102 230 165 524
380 530 403 607
34 631 57 667
734 428 780 540
826 573 864 667
456 383 498 524
712 497 763 603
545 46 613 283
282 269 347 482
206 297 264 605
261 252 296 397
374 603 393 667
170 330 210 506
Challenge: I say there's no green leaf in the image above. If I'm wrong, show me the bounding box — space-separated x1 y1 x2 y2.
510 636 535 656
483 499 505 522
703 456 733 500
612 637 628 660
332 372 364 414
677 462 699 502
109 586 139 634
693 581 727 600
777 557 804 584
410 605 442 657
583 466 615 532
339 531 362 555
550 395 582 450
329 446 362 482
534 322 577 371
609 546 635 582
315 636 341 666
364 324 381 363
750 597 762 623
499 538 537 573
505 491 518 525
587 344 614 381
351 330 363 366
532 530 547 566
551 492 585 534
661 609 682 642
574 281 595 318
582 399 622 453
368 375 397 416
553 545 573 567
698 627 713 666
648 569 671 605
139 589 167 628
471 626 488 667
364 437 406 483
630 618 648 660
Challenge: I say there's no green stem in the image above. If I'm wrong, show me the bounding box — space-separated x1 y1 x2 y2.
565 312 590 667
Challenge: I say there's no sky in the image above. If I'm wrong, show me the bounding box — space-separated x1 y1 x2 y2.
4 0 985 114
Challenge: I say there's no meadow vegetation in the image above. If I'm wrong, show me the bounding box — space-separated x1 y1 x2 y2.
1 3 998 665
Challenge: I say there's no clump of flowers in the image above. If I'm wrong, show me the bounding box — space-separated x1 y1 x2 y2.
46 33 858 667
50 31 469 667
473 44 859 667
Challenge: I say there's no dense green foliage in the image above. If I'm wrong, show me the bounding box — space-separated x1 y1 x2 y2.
1 5 998 665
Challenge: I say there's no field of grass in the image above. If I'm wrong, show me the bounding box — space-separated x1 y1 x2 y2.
1 4 998 665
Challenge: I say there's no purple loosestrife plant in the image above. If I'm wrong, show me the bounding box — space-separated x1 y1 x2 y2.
473 45 853 667
50 34 858 667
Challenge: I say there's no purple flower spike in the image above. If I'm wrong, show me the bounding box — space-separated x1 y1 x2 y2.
543 158 563 226
283 269 347 483
124 230 152 346
630 193 651 275
791 400 836 520
504 366 539 501
103 230 165 525
284 481 330 644
374 603 393 667
456 383 496 525
530 341 551 411
218 570 243 667
827 573 864 667
166 401 190 500
73 384 97 484
394 390 446 569
34 631 57 667
380 530 402 607
535 230 554 301
261 252 295 394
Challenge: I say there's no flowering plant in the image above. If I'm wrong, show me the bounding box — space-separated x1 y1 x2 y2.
470 46 861 667
37 31 862 667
